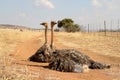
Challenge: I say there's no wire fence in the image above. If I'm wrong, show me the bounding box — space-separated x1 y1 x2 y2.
82 19 120 38
78 20 120 58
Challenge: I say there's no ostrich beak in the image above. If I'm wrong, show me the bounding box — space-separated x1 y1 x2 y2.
54 22 57 24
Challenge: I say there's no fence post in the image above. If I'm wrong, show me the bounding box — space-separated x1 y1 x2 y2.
104 20 107 36
111 20 113 36
88 24 89 33
117 19 119 37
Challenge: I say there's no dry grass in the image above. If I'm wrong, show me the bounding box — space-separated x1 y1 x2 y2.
0 29 40 56
56 32 120 57
0 55 34 80
0 29 120 80
0 29 41 80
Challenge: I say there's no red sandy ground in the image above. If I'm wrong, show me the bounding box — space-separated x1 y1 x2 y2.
11 34 120 80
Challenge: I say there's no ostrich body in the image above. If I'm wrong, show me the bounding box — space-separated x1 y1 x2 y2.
49 49 110 72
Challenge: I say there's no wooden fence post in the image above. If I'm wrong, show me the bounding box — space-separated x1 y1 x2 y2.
88 24 89 33
104 21 106 36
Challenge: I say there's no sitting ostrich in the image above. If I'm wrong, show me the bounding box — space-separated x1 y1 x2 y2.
29 21 57 62
48 21 110 72
29 22 52 62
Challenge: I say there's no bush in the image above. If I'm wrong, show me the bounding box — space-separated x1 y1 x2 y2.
57 18 80 32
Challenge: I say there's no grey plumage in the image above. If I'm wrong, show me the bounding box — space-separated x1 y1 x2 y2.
48 49 110 72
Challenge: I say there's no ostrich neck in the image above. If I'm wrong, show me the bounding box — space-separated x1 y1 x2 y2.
45 26 48 44
51 26 54 49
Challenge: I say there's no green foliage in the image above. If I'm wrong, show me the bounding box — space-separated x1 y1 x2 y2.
58 20 63 28
57 18 80 32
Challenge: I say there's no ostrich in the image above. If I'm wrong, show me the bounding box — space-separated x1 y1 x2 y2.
29 22 52 62
48 21 110 72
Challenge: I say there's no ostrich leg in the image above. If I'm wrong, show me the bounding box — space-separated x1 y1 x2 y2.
50 21 57 50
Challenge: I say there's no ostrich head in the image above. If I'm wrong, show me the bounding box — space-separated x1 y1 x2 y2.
40 22 48 28
51 21 57 28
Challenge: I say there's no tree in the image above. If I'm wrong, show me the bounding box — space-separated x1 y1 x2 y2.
57 18 80 32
